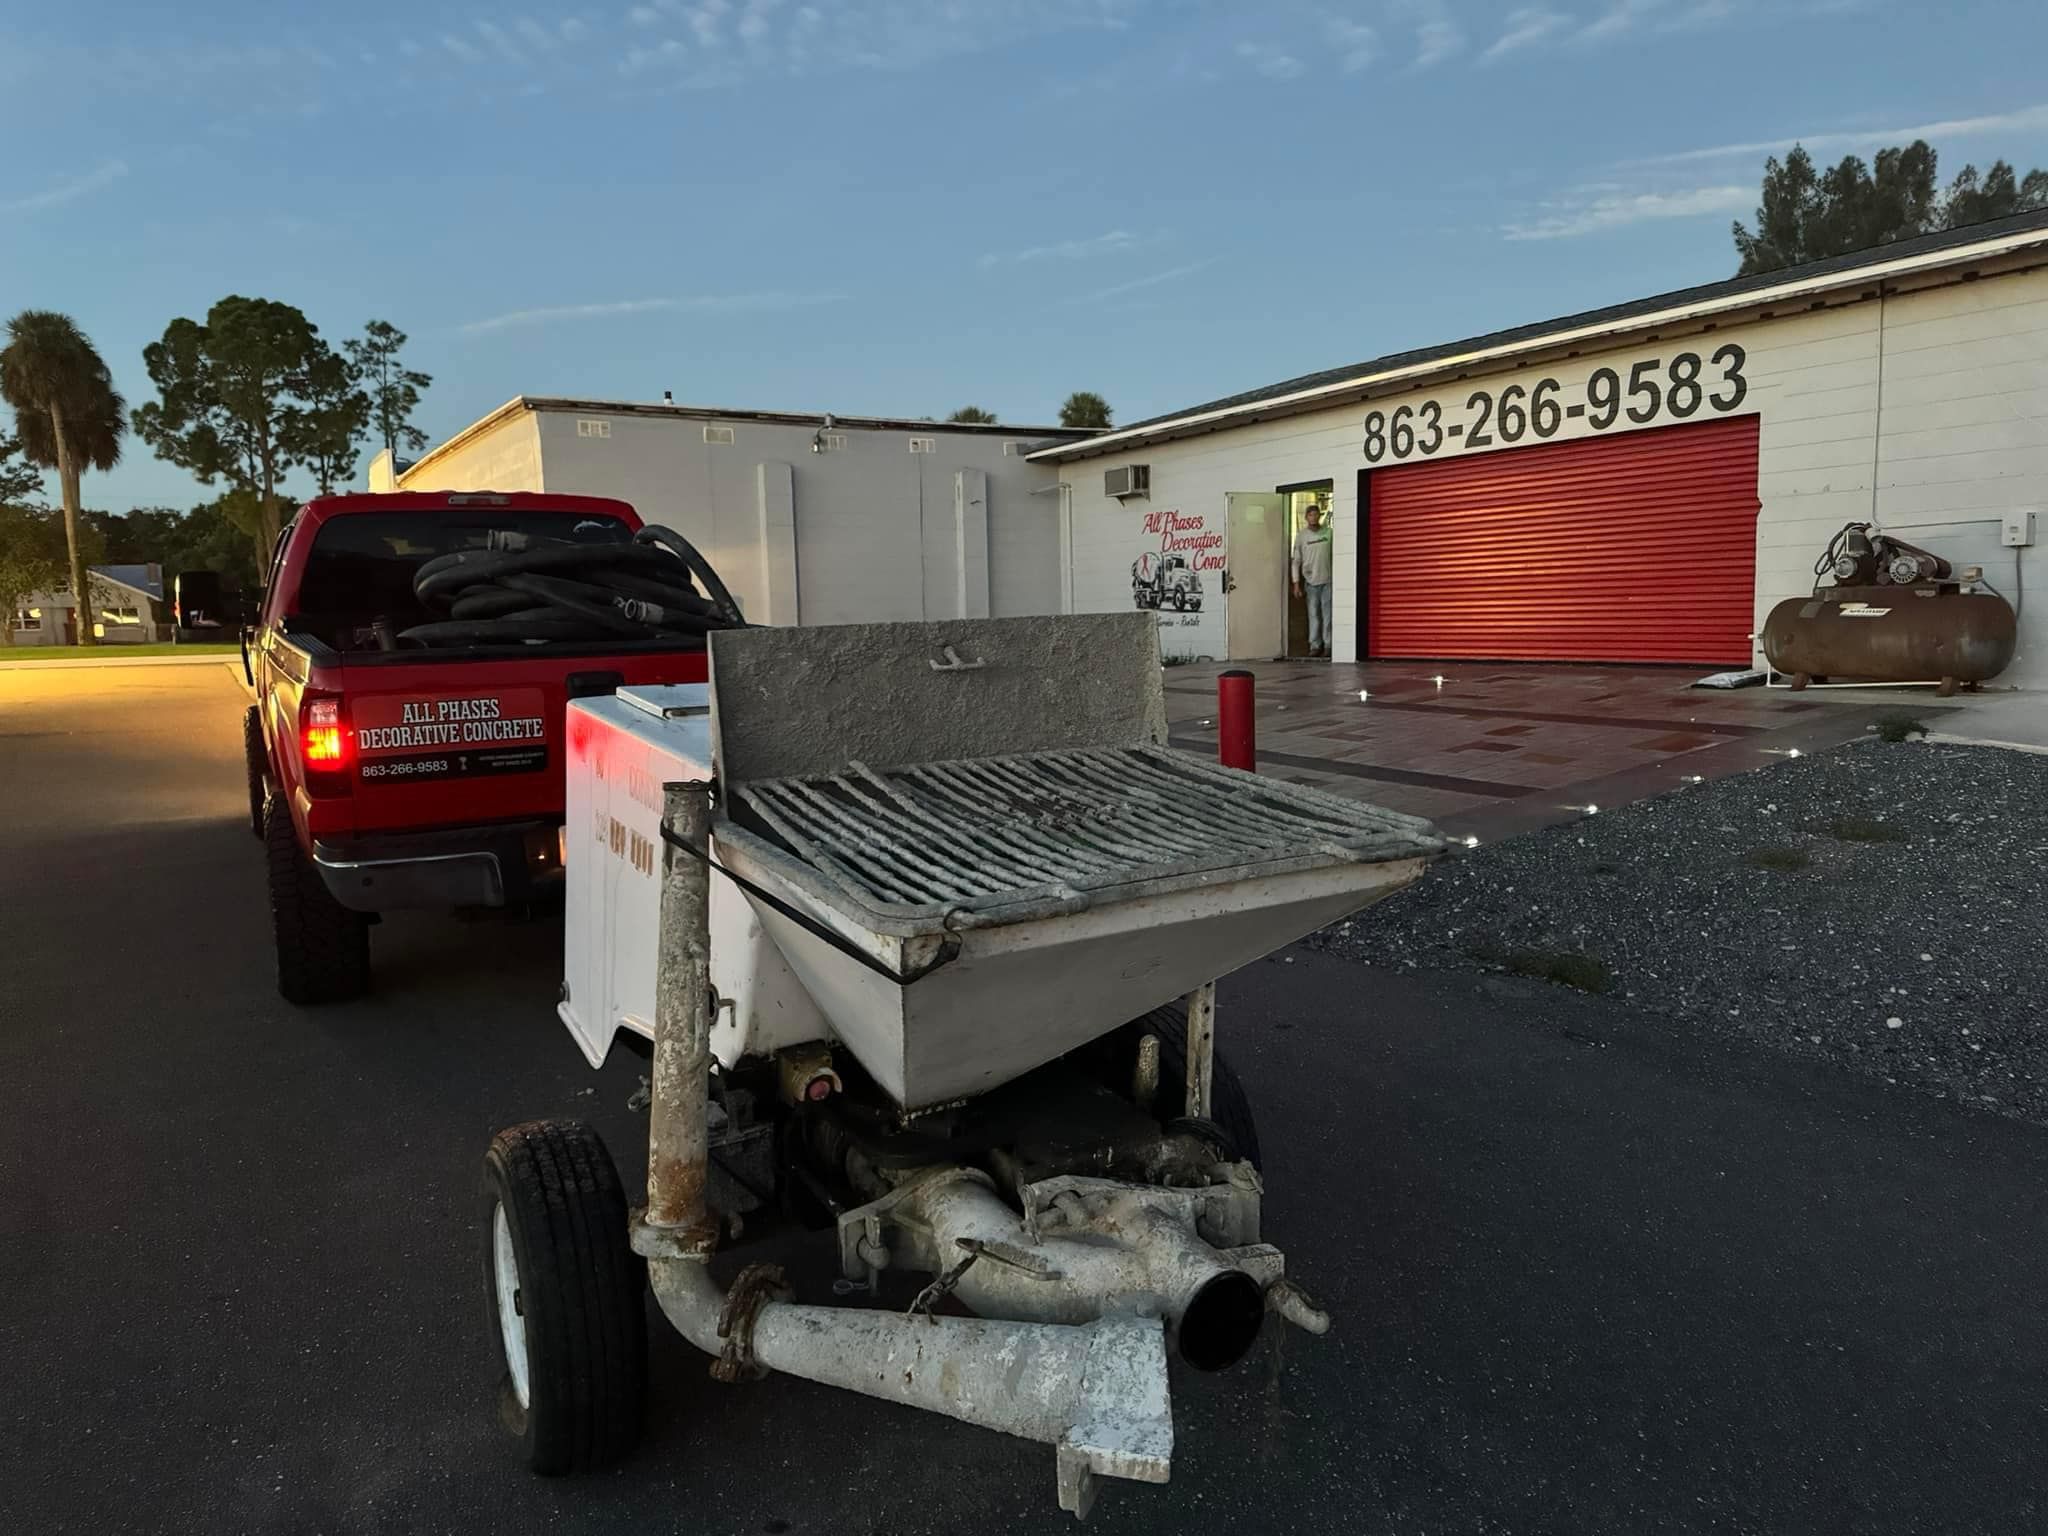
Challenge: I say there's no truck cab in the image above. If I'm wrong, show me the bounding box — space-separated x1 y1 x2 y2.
246 491 724 1003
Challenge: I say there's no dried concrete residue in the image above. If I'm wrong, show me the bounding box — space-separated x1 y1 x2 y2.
709 613 1167 784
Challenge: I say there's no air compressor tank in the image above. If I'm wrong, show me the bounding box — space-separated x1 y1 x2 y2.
1761 583 2016 694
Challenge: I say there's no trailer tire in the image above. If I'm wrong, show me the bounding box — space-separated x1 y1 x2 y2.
483 1120 646 1477
264 796 369 1004
1122 1000 1263 1169
243 705 268 840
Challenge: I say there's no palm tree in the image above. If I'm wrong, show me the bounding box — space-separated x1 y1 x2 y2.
1059 390 1112 429
0 312 124 646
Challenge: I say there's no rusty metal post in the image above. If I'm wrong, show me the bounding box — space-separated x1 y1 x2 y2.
1217 669 1255 772
1183 981 1217 1120
643 780 720 1258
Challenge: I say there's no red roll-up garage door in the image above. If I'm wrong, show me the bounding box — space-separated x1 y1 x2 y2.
1366 415 1760 665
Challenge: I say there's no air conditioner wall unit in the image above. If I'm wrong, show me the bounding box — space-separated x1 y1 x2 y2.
1104 464 1150 499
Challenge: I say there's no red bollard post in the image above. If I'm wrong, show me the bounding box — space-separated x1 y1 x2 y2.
1217 669 1256 772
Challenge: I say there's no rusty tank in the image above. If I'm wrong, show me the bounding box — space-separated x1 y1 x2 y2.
1762 583 2017 695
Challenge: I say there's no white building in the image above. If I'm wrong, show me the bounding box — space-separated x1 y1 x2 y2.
11 564 166 646
373 399 1087 627
1037 209 2048 688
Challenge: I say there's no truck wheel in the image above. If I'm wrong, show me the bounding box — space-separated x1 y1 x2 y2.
264 796 369 1004
243 705 268 840
483 1120 646 1476
1118 1000 1262 1169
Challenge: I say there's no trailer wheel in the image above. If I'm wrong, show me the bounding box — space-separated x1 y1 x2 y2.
1121 1001 1263 1169
482 1120 646 1476
242 705 268 840
264 796 369 1004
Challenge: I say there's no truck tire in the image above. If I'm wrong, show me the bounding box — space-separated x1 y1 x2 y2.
264 796 370 1004
1118 1000 1263 1170
243 705 268 840
483 1120 646 1476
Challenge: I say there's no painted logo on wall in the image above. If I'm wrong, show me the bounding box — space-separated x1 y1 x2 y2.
1118 506 1226 661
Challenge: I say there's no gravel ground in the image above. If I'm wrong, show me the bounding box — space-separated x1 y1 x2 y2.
1321 737 2048 1125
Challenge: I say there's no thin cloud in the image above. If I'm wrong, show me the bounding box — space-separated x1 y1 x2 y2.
559 16 590 40
1073 258 1219 305
979 230 1141 269
1325 16 1379 72
1659 0 1739 29
460 292 842 334
621 37 687 72
1630 101 2048 166
1235 40 1305 79
1414 20 1462 65
1483 7 1570 60
1389 0 1465 67
688 0 729 47
1579 0 1664 41
475 20 527 62
2 160 129 213
441 33 482 62
1503 184 1751 240
515 17 558 49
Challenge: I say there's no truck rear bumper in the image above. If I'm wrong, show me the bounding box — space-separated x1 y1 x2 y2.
312 821 563 912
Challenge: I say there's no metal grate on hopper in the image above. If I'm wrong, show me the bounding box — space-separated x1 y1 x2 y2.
728 745 1443 923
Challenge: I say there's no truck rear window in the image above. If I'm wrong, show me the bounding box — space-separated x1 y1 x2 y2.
294 510 631 642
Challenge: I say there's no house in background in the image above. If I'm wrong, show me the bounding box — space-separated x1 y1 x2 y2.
11 564 168 645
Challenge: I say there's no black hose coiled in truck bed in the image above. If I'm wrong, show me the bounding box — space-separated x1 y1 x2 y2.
399 525 746 647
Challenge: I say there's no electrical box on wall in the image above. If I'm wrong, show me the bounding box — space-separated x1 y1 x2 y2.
2002 511 2035 547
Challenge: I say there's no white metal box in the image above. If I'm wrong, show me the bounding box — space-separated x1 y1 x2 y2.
558 684 825 1069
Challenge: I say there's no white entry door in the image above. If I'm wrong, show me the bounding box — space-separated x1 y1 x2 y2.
1224 492 1287 660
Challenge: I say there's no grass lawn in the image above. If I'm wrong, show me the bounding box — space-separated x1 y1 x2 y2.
0 643 241 661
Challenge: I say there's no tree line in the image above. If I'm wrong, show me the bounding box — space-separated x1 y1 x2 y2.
1734 141 2046 274
0 299 429 645
947 392 1113 429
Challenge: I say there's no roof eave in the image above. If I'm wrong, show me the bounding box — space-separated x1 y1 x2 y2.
396 397 532 486
1031 225 2048 464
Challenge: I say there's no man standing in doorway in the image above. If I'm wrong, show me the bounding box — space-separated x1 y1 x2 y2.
1292 501 1334 658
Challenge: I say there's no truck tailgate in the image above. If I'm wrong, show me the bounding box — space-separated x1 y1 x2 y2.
341 651 707 833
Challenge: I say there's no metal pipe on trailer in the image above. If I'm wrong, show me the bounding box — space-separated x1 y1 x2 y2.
632 778 1178 1519
638 781 721 1256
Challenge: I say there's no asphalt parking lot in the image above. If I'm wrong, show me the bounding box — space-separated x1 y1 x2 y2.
4 660 2047 1535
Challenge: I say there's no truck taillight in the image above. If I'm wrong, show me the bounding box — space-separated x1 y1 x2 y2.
301 694 353 792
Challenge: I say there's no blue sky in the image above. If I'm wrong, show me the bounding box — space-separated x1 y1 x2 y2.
4 0 2046 510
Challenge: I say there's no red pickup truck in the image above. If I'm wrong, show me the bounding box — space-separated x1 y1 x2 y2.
244 490 733 1003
